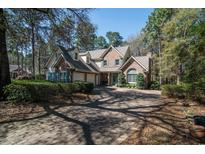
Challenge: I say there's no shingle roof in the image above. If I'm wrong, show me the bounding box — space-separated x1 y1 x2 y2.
134 56 150 71
120 56 150 72
115 46 129 57
87 49 106 59
9 65 18 72
59 46 98 73
99 67 121 72
87 45 129 60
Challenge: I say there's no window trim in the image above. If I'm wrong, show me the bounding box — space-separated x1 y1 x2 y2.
103 60 107 66
74 52 78 60
127 68 138 83
115 59 120 65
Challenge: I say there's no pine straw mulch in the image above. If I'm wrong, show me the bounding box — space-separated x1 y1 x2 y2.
121 98 205 145
0 93 89 123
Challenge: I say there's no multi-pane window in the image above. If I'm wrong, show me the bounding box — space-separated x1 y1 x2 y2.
115 59 120 65
127 68 137 83
86 56 90 63
74 52 78 60
103 60 107 66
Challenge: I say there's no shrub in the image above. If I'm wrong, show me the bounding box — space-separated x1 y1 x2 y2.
118 72 126 86
127 83 137 88
74 81 94 93
136 73 145 89
3 84 32 103
150 81 160 90
161 83 203 100
3 80 94 103
35 74 46 80
161 84 185 98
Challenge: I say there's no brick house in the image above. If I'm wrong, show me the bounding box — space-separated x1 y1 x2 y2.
45 45 151 87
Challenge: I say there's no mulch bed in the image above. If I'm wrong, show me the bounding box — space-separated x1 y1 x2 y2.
121 98 205 145
0 93 89 123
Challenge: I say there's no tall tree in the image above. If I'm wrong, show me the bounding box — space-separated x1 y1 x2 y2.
161 9 199 84
76 19 97 51
0 8 92 97
106 31 123 47
144 8 173 84
95 36 108 49
0 8 10 97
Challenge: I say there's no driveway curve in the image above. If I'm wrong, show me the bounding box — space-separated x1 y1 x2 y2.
0 87 199 144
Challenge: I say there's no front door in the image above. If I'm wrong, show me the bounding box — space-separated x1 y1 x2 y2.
100 73 108 85
112 73 118 85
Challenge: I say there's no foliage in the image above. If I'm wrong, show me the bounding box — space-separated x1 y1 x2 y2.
161 83 205 101
106 31 123 47
150 81 160 90
117 83 137 88
136 73 145 89
95 36 108 49
73 81 94 93
3 80 94 103
117 72 126 86
127 32 147 56
76 19 97 51
35 74 46 80
3 84 32 102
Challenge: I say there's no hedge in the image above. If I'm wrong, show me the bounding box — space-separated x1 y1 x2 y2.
161 83 205 101
136 73 145 89
3 80 94 103
150 81 160 90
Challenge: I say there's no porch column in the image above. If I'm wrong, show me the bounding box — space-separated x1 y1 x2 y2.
70 71 73 82
108 72 111 85
94 74 97 86
84 73 87 82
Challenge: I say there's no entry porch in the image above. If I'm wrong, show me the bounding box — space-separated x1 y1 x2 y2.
100 72 120 85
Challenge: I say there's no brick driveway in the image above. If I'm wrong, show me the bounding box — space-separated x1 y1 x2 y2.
0 87 198 144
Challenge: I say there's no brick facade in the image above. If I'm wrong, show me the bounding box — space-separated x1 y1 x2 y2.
121 58 151 88
102 48 122 67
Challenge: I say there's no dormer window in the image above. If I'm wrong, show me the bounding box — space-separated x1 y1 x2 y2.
103 60 107 66
86 56 90 63
115 59 120 65
74 52 78 60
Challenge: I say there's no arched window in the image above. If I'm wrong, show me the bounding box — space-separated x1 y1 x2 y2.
127 68 137 83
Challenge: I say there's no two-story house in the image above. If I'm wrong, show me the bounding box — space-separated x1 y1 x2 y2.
45 45 151 87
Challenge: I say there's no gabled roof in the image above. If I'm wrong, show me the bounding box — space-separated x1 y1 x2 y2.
100 45 123 58
59 46 98 73
87 49 106 60
134 56 150 71
120 56 150 72
87 45 129 60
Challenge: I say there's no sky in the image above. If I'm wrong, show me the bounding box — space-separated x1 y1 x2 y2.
89 8 154 41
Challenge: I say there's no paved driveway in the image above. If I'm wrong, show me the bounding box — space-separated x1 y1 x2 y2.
0 87 195 144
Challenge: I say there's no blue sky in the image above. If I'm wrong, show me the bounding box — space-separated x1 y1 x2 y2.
89 8 154 41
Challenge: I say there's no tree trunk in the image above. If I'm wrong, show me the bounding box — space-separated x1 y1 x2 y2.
31 23 35 78
16 45 20 75
21 50 24 71
38 48 41 75
158 34 162 85
0 8 11 97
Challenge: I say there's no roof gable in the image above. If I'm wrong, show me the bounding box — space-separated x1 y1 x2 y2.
100 45 123 58
120 56 149 72
59 46 98 73
88 45 129 60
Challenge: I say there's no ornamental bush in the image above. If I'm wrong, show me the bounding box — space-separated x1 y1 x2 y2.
150 81 160 90
136 73 145 89
117 72 126 86
161 83 205 101
3 84 32 103
3 80 94 103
